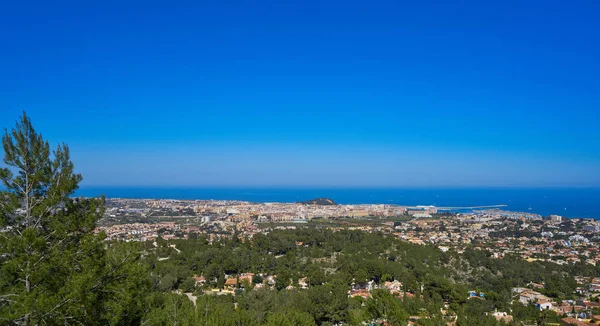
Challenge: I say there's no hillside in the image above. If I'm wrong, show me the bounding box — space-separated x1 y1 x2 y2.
299 198 337 205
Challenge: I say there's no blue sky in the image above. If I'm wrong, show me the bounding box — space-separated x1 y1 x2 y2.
1 0 599 187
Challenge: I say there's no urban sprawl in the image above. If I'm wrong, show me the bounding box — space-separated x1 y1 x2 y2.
96 198 600 324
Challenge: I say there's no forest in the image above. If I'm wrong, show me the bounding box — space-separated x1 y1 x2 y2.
136 227 599 325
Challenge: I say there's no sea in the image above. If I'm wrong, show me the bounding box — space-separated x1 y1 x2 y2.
75 187 600 220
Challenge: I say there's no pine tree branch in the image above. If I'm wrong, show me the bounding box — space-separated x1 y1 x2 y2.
0 294 17 303
8 179 26 198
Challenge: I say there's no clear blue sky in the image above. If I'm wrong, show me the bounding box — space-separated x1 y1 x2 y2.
1 0 599 187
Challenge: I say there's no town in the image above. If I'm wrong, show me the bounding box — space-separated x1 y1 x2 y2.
96 197 600 325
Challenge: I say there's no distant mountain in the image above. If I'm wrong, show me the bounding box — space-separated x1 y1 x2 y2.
299 198 337 205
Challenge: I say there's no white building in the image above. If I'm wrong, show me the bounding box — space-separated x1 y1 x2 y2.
548 215 562 223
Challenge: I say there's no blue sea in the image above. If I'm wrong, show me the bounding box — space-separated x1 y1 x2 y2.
75 187 600 219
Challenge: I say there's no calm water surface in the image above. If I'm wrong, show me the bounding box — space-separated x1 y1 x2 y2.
75 187 600 219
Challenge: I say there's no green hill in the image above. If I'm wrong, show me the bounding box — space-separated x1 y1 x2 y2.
299 198 337 205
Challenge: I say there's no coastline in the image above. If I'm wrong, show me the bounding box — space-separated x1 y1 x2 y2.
76 186 600 219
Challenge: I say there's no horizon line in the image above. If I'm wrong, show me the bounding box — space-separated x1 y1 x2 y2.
77 185 600 189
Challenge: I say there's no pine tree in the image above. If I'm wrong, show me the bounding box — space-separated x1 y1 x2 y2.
0 113 146 325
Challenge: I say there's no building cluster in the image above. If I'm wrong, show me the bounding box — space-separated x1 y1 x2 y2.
513 282 600 324
394 212 600 266
99 200 600 268
98 198 600 322
98 198 412 240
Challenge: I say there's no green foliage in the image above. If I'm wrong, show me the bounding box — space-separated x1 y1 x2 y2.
143 292 196 325
264 311 316 326
365 289 409 325
252 274 264 284
0 113 147 325
180 277 197 293
141 226 592 325
158 274 178 292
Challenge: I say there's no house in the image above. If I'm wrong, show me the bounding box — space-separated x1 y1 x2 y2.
298 277 309 289
224 273 254 289
584 301 600 309
536 300 553 311
528 282 545 289
513 288 550 304
348 289 371 299
239 273 254 284
383 280 403 295
265 275 276 287
193 275 206 286
552 304 573 315
353 280 374 292
224 278 237 289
